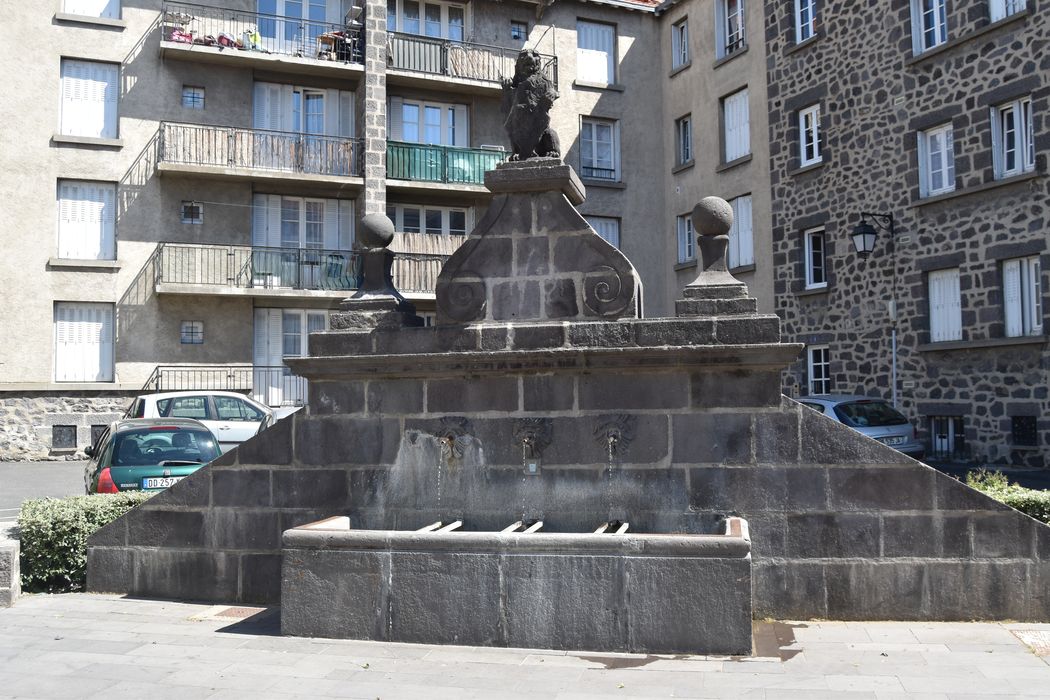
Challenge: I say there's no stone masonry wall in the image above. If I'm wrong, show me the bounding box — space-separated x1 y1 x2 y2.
765 0 1050 465
0 393 134 461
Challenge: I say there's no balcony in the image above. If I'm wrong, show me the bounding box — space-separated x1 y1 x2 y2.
387 33 557 92
153 243 448 298
158 122 363 186
143 365 309 408
387 141 506 191
160 2 363 79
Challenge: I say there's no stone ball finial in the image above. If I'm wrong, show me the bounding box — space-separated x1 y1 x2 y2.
691 196 734 238
359 213 395 249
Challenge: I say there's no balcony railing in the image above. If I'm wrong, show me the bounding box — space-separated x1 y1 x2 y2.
161 2 363 65
155 243 448 294
387 141 506 184
143 365 309 408
159 122 363 178
388 32 557 86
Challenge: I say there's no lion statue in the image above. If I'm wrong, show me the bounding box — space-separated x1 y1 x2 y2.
500 49 561 160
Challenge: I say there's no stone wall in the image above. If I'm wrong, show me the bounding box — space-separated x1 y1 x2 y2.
765 0 1050 465
0 393 134 461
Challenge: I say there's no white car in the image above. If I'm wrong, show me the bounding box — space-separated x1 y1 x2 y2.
124 391 276 453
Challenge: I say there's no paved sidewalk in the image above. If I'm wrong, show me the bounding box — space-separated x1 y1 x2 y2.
2 595 1049 699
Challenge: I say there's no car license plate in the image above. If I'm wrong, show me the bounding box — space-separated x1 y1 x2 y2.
881 436 906 446
142 476 184 489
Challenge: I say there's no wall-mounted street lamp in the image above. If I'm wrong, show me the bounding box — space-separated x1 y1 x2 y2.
850 211 900 407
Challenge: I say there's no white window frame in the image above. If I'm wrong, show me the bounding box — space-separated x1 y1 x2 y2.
62 0 120 19
799 104 822 167
795 0 816 43
928 267 963 342
387 203 471 236
807 345 831 395
911 0 947 54
181 201 204 224
991 97 1035 179
722 88 750 163
59 59 119 139
715 0 745 59
576 19 617 85
1003 256 1042 337
585 216 621 249
727 194 754 269
671 18 689 69
180 320 204 345
918 123 956 197
580 117 620 181
676 214 695 264
804 227 827 290
54 302 114 383
57 180 117 261
386 0 467 40
388 97 468 147
990 0 1026 22
181 85 205 110
675 114 693 166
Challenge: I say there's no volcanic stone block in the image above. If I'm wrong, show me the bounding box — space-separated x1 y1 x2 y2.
692 370 781 408
785 467 829 511
213 469 271 507
206 509 282 550
512 322 565 349
427 377 519 413
752 561 828 620
673 413 751 464
273 470 350 509
515 236 549 276
282 549 389 639
925 561 1028 620
133 550 239 602
828 467 935 511
935 476 1002 510
544 278 579 318
309 381 365 416
634 319 716 347
132 509 206 548
240 553 283 604
145 470 210 508
825 561 931 620
973 513 1034 558
492 280 541 320
88 514 127 546
366 378 424 415
785 513 880 558
375 326 481 355
522 374 574 411
799 408 904 464
85 547 133 594
295 417 400 466
881 515 940 557
714 316 780 344
579 373 688 411
755 412 800 463
236 416 293 466
689 467 788 511
568 321 634 347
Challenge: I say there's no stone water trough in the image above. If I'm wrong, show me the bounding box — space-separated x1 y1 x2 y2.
281 515 753 654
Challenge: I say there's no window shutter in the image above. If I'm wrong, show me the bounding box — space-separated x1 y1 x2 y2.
1004 258 1022 337
389 96 404 141
730 195 753 267
990 107 1004 178
322 199 339 250
929 268 961 342
452 104 469 147
58 182 115 260
338 199 354 249
339 90 353 137
1028 258 1043 334
54 302 113 382
64 0 119 18
577 22 614 84
61 60 118 138
251 193 269 246
917 130 930 197
724 90 749 162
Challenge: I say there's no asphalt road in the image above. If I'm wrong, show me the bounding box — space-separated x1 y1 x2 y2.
0 461 86 524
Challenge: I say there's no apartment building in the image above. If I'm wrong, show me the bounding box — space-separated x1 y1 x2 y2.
768 0 1048 466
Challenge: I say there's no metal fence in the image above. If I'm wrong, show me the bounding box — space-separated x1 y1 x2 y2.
142 365 309 407
159 122 363 178
388 32 557 86
161 1 362 64
387 141 506 184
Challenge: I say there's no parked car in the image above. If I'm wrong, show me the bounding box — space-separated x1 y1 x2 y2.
125 391 276 453
84 418 221 494
799 394 925 459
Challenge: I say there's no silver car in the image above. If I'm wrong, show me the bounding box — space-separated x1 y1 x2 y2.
799 394 925 459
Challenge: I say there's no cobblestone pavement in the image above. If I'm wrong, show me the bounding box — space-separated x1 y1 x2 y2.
1 594 1049 699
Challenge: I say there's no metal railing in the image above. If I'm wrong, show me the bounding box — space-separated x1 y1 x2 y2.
581 165 617 181
388 32 557 86
161 2 363 64
142 365 309 407
155 243 448 294
159 122 363 178
387 141 506 184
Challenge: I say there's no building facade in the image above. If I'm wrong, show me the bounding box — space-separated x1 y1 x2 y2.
767 0 1048 466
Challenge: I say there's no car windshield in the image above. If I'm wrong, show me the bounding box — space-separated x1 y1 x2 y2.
111 428 220 467
833 401 909 428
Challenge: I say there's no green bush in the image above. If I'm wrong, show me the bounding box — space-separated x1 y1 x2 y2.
18 492 153 593
966 469 1050 525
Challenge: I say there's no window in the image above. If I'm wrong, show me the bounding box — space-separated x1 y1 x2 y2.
807 345 831 395
180 321 204 344
671 18 689 69
387 204 470 236
585 216 620 248
716 0 745 59
722 89 750 163
918 123 955 197
929 415 965 459
727 195 753 269
62 0 119 19
676 214 695 264
1012 415 1038 446
52 425 77 450
181 85 205 110
1003 256 1042 337
60 59 118 139
577 20 616 85
54 302 114 382
57 180 116 260
387 0 465 40
675 115 692 166
928 267 962 342
795 0 816 43
510 20 528 42
580 117 619 181
253 82 355 137
804 227 826 289
168 396 210 420
991 97 1035 179
990 0 1026 21
799 104 821 167
253 195 353 250
911 0 947 54
214 396 266 422
181 201 204 224
388 97 468 146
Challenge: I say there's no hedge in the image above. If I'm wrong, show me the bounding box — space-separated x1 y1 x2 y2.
18 492 153 593
966 470 1050 525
